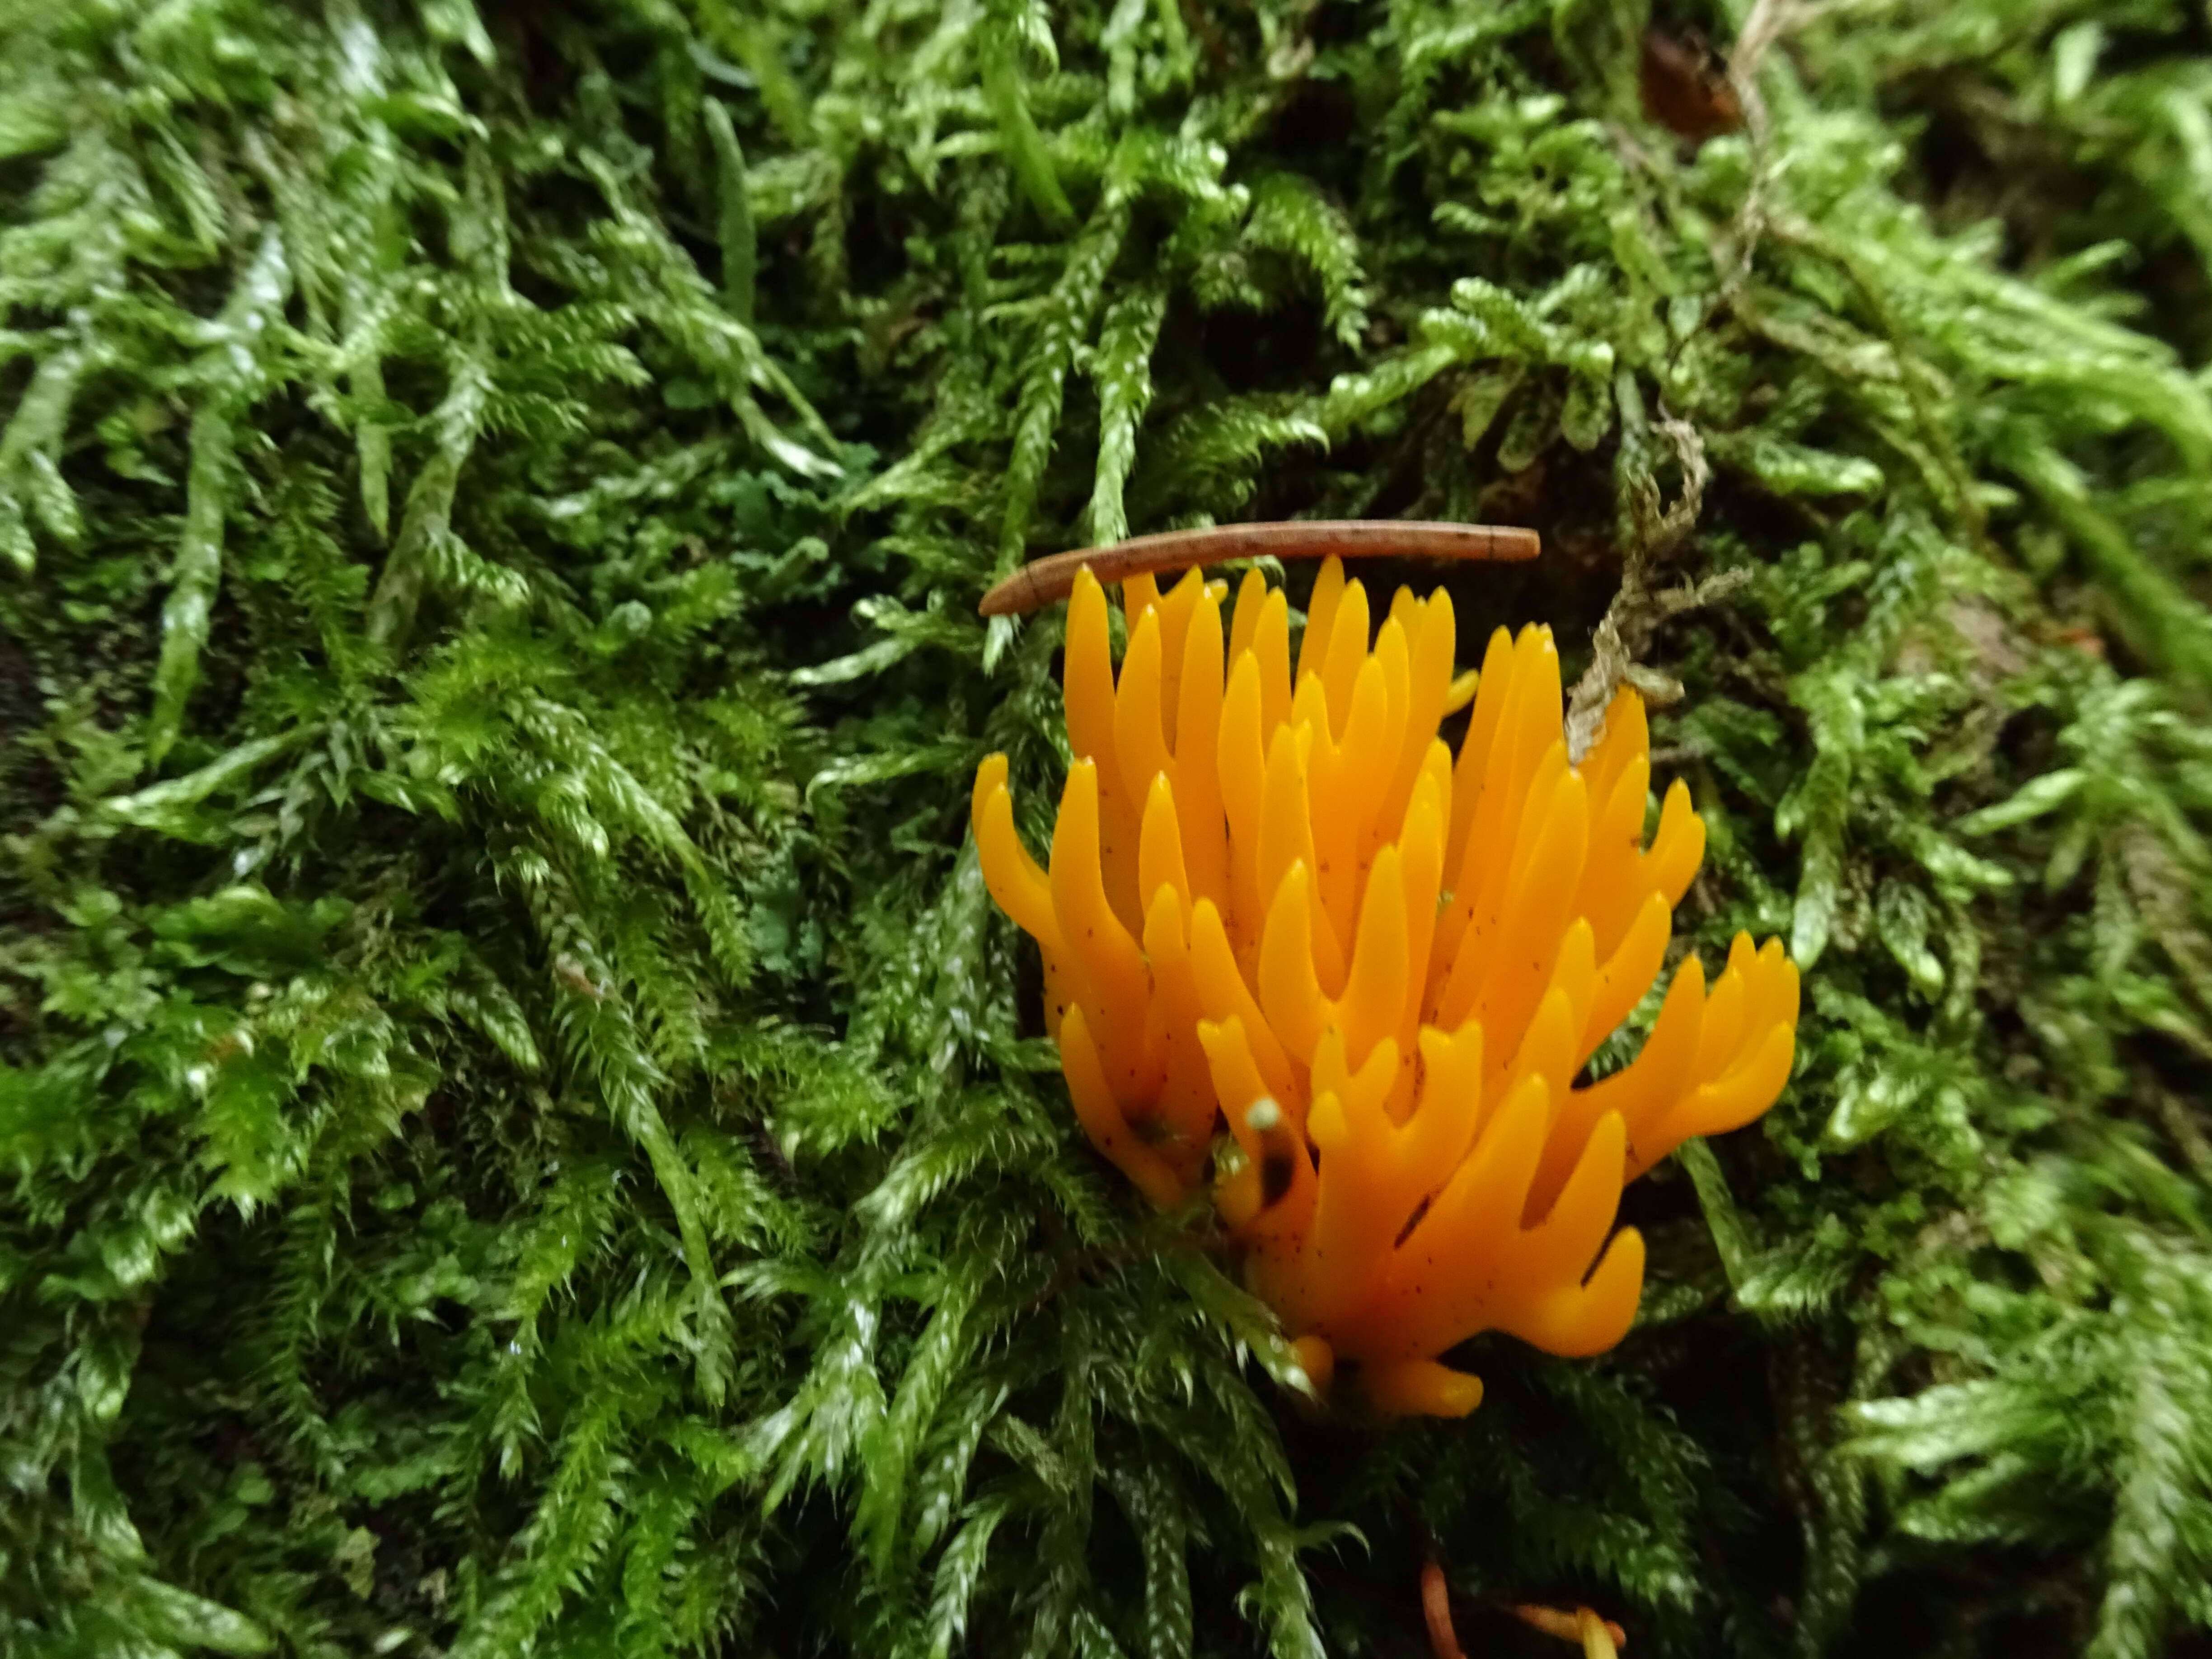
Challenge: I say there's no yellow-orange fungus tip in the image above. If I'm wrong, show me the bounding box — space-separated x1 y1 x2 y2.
973 556 1800 1418
1365 1359 1486 1419
1509 1606 1629 1654
1290 1335 1336 1396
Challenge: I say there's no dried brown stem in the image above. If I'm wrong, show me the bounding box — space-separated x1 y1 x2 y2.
977 520 1541 617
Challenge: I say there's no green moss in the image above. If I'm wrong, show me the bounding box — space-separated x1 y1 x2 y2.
6 1 2212 1655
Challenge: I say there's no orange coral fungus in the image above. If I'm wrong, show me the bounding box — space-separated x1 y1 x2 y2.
972 558 1798 1417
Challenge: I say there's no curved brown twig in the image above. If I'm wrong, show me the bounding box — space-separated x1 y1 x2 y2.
977 520 1542 617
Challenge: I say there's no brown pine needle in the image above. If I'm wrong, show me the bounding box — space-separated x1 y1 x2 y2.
977 520 1541 616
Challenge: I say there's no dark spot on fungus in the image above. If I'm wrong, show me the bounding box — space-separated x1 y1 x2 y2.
1395 1194 1434 1248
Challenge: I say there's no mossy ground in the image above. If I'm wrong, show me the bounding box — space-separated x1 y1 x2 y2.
7 3 2212 1657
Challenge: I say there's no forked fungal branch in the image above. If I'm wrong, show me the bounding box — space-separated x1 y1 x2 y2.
972 553 1799 1417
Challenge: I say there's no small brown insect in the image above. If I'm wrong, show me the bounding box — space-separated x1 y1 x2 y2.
977 520 1541 618
1640 29 1743 143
